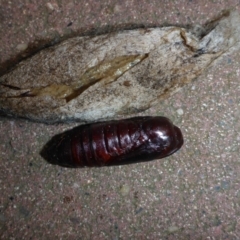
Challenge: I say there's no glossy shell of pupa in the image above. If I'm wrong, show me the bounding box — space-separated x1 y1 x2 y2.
41 116 184 167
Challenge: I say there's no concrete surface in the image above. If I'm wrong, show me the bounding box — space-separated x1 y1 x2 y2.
1 0 240 239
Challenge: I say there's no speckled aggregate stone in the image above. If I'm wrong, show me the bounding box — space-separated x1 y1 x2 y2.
1 1 240 239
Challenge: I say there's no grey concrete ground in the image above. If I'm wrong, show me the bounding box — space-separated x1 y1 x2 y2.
1 0 240 239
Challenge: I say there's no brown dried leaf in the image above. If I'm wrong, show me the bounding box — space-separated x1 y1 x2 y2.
0 10 240 123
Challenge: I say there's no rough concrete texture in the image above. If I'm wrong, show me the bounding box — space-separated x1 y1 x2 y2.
1 1 240 239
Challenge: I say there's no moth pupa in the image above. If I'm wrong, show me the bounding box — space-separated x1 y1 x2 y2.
41 116 183 167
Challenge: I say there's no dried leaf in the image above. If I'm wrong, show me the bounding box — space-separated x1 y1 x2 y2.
0 10 240 123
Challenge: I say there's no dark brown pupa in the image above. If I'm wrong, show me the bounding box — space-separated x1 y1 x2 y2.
41 116 183 167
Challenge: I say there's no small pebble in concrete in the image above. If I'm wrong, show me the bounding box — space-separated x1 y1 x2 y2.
119 184 130 196
167 225 180 233
177 108 184 115
16 43 28 51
